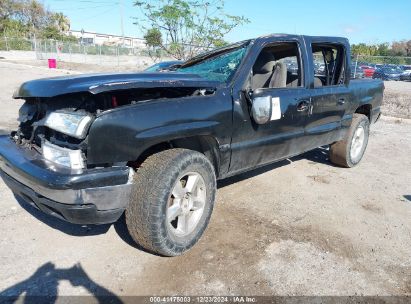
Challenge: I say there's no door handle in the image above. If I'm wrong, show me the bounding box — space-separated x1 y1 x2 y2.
297 100 310 112
338 98 346 105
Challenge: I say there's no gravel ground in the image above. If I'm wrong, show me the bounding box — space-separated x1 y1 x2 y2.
0 61 410 299
382 81 411 119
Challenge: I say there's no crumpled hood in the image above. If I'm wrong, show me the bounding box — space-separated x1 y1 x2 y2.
13 72 220 98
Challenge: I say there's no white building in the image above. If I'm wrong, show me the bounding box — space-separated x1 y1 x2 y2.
67 30 146 48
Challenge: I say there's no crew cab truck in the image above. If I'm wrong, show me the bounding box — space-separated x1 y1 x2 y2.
0 34 383 256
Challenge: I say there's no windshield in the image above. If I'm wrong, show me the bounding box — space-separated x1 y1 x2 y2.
145 63 161 72
177 45 248 82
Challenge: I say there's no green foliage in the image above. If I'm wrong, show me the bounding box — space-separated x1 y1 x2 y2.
134 0 249 60
355 55 411 65
144 28 162 47
212 39 229 48
0 37 32 51
1 18 30 38
0 0 72 41
351 41 411 57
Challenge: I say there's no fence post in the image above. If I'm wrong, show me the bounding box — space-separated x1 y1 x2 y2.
69 42 72 62
4 36 9 51
84 44 86 63
55 40 58 60
99 44 102 65
354 54 359 78
117 46 120 67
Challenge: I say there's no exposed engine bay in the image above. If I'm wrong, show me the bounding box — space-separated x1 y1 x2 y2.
13 86 215 167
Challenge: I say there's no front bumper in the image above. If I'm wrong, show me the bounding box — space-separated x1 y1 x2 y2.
0 135 133 224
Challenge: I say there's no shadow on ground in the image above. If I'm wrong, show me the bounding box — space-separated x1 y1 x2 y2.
14 195 111 236
218 146 331 188
14 195 154 254
0 262 122 304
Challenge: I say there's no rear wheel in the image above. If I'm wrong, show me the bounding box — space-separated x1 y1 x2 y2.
125 148 216 256
330 113 370 168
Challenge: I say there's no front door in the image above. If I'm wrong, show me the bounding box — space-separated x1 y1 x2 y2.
229 39 311 173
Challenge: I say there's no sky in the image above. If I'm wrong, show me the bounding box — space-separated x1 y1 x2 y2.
42 0 411 44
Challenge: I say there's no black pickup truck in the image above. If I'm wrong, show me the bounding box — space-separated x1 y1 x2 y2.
0 34 383 256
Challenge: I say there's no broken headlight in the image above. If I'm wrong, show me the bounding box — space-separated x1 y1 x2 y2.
44 111 92 139
42 140 85 169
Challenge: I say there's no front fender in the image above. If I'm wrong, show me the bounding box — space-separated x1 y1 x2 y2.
86 91 232 165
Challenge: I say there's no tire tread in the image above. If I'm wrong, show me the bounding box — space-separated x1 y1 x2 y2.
126 148 216 256
330 113 369 168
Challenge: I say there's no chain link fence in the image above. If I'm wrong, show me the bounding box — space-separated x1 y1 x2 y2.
2 37 411 77
0 36 170 70
0 36 35 51
352 55 411 80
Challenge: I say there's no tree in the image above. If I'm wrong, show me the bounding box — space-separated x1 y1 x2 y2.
406 40 411 57
376 43 390 56
0 0 72 40
134 0 249 60
144 27 163 61
51 12 70 33
0 0 26 34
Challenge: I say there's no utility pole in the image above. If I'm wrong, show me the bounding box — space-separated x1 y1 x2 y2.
120 0 125 47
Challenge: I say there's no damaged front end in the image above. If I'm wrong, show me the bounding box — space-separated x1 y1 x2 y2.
12 80 216 170
0 73 217 224
14 99 93 169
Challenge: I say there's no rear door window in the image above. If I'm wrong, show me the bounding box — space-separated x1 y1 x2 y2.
311 43 346 87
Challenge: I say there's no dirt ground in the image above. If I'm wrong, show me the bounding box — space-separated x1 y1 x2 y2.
0 61 410 299
383 81 411 119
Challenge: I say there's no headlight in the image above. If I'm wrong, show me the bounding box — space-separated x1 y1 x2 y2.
42 140 85 169
44 111 93 139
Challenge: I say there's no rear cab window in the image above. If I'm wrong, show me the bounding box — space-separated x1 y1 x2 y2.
311 43 347 87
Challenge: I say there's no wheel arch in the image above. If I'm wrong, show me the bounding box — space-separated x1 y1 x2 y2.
355 104 372 121
129 135 222 177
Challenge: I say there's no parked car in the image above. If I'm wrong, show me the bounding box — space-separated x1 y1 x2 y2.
400 66 411 81
351 64 364 78
359 65 376 78
286 61 299 75
0 34 383 256
144 60 182 72
372 67 402 81
314 62 325 75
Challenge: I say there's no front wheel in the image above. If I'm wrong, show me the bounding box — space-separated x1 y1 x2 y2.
330 113 370 168
126 148 216 256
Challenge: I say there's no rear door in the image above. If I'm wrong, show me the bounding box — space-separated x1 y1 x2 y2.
228 36 311 174
303 37 352 150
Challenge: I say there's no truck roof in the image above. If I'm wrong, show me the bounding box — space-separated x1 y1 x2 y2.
255 33 349 42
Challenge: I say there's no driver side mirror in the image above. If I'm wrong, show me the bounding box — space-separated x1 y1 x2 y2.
244 69 272 125
251 95 272 124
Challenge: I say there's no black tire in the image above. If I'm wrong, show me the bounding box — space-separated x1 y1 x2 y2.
330 113 370 168
125 148 216 256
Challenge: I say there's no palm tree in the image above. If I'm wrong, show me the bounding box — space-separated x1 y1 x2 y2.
52 12 70 33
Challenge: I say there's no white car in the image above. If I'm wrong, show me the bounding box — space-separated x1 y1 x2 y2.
400 66 411 81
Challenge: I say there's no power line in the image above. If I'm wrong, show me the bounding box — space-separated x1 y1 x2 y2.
52 3 119 11
120 0 124 46
52 0 115 3
70 6 114 21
